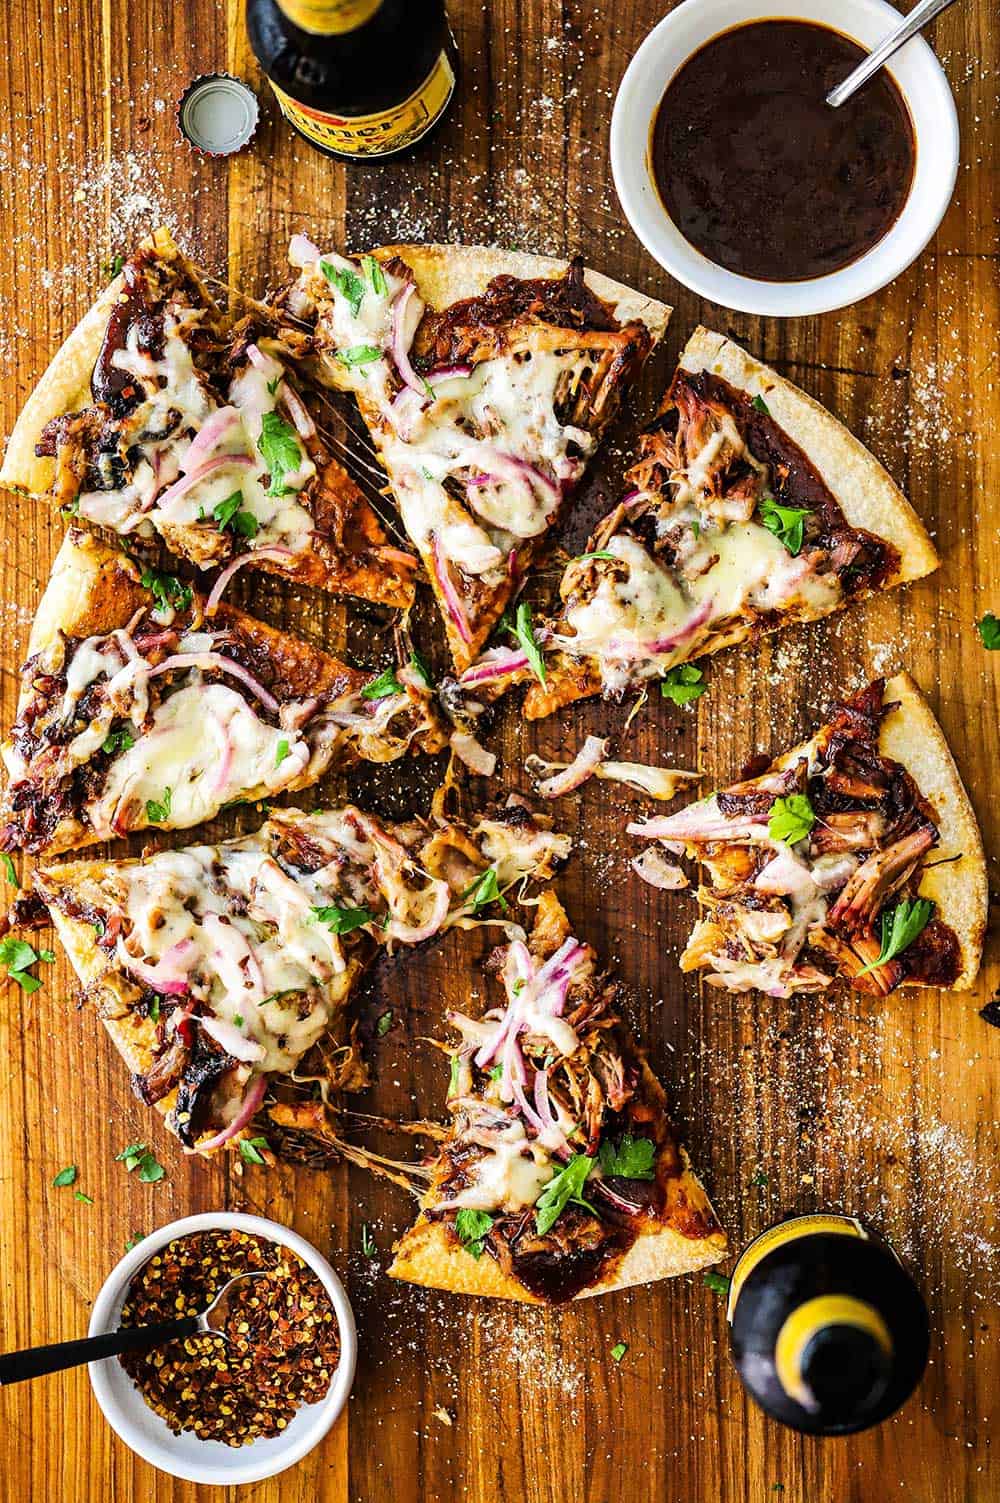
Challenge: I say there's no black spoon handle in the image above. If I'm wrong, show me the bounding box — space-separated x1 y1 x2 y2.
0 1315 202 1385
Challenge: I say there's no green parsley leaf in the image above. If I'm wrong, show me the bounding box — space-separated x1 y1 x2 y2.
447 1054 461 1096
1 853 19 888
60 498 81 518
752 392 771 415
459 865 508 915
140 567 192 614
238 1135 270 1166
409 647 433 688
487 1064 504 1082
361 1223 377 1258
320 259 365 317
575 550 617 564
0 936 53 993
212 491 260 539
857 897 935 975
145 788 172 825
102 253 124 281
454 1208 494 1259
102 725 136 756
976 612 1000 650
362 666 404 699
258 410 304 497
116 1142 165 1182
125 1233 144 1251
768 793 815 846
759 496 811 556
149 996 161 1024
335 344 383 367
704 1270 731 1296
362 254 388 297
312 903 375 935
233 1013 244 1027
660 664 706 705
610 1341 628 1363
266 375 281 396
138 1154 165 1184
52 1165 77 1187
75 1190 94 1205
503 601 547 686
275 738 291 768
748 1169 769 1189
598 1134 656 1181
376 1010 393 1037
534 1154 597 1236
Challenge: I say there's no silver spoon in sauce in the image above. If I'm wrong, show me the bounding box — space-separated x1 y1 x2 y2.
0 1270 269 1385
827 0 960 107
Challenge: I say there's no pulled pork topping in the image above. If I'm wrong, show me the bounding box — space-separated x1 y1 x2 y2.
629 681 960 997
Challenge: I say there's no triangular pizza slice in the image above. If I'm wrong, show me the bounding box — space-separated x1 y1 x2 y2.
389 891 726 1303
0 529 447 856
27 801 570 1155
283 241 669 670
458 328 939 717
0 227 416 607
629 675 987 996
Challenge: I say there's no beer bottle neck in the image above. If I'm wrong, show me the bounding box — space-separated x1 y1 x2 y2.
275 0 384 36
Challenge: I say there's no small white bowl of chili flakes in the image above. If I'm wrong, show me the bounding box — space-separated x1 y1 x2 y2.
87 1211 357 1484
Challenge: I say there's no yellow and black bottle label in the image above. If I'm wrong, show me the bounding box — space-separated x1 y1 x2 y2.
278 0 382 34
727 1213 867 1322
269 50 455 157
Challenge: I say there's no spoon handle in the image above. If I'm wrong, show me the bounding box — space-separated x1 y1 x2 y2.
826 0 959 108
0 1315 201 1385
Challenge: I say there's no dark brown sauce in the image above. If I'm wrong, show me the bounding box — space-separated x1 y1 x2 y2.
650 20 916 282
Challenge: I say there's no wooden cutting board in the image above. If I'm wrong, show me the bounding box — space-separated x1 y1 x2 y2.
0 2 996 1499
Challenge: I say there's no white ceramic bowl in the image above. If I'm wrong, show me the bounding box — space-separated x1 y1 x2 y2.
610 0 959 317
88 1211 357 1486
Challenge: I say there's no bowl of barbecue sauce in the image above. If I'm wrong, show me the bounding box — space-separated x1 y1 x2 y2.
610 0 959 317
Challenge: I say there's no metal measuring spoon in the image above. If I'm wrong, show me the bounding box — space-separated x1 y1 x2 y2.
827 0 961 108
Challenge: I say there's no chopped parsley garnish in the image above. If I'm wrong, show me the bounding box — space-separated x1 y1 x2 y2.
610 1341 628 1363
598 1134 656 1181
320 259 364 317
140 567 192 614
487 1064 504 1082
102 253 124 281
704 1270 732 1296
660 663 706 705
575 550 617 564
116 1142 165 1183
312 902 375 935
149 996 161 1024
75 1190 94 1205
0 937 54 994
976 612 1000 650
447 1054 461 1095
409 647 433 688
266 375 281 396
335 344 383 367
362 666 403 699
857 897 935 975
213 490 259 539
257 410 303 497
238 1136 270 1166
534 1154 597 1236
232 1013 244 1027
768 792 815 846
459 865 508 915
361 1223 377 1258
749 1169 769 1189
1 853 18 888
376 1010 393 1037
274 738 291 768
145 788 172 825
363 254 388 297
125 1233 145 1251
102 725 136 756
61 498 81 518
454 1208 494 1259
52 1165 78 1187
760 496 811 556
502 600 546 686
752 392 771 415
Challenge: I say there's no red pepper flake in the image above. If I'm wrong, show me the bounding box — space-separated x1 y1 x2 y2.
118 1229 340 1445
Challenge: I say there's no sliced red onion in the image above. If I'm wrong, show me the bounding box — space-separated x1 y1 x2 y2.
527 735 609 799
390 383 428 438
289 233 321 268
431 536 472 644
115 935 195 996
279 380 316 439
643 598 714 655
200 1015 267 1064
627 796 766 844
205 547 296 614
191 1071 268 1155
146 651 280 713
458 646 529 685
632 848 689 891
620 488 642 509
450 730 496 777
427 364 472 385
154 452 254 511
390 281 427 396
379 544 417 571
181 407 241 473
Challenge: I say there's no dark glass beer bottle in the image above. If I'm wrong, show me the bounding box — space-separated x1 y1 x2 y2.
727 1212 930 1435
246 0 457 161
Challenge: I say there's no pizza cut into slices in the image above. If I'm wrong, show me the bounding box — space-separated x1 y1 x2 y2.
388 891 726 1303
28 800 570 1155
0 227 416 607
282 240 670 669
459 327 939 717
0 529 450 857
629 675 987 997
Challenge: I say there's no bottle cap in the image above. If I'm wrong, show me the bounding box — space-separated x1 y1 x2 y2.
177 74 260 157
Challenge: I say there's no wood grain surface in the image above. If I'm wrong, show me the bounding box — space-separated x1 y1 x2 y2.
0 2 998 1500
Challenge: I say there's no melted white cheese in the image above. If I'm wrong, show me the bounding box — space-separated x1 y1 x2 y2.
445 1121 555 1213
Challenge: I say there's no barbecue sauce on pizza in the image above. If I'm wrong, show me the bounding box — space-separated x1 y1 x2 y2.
650 21 915 282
